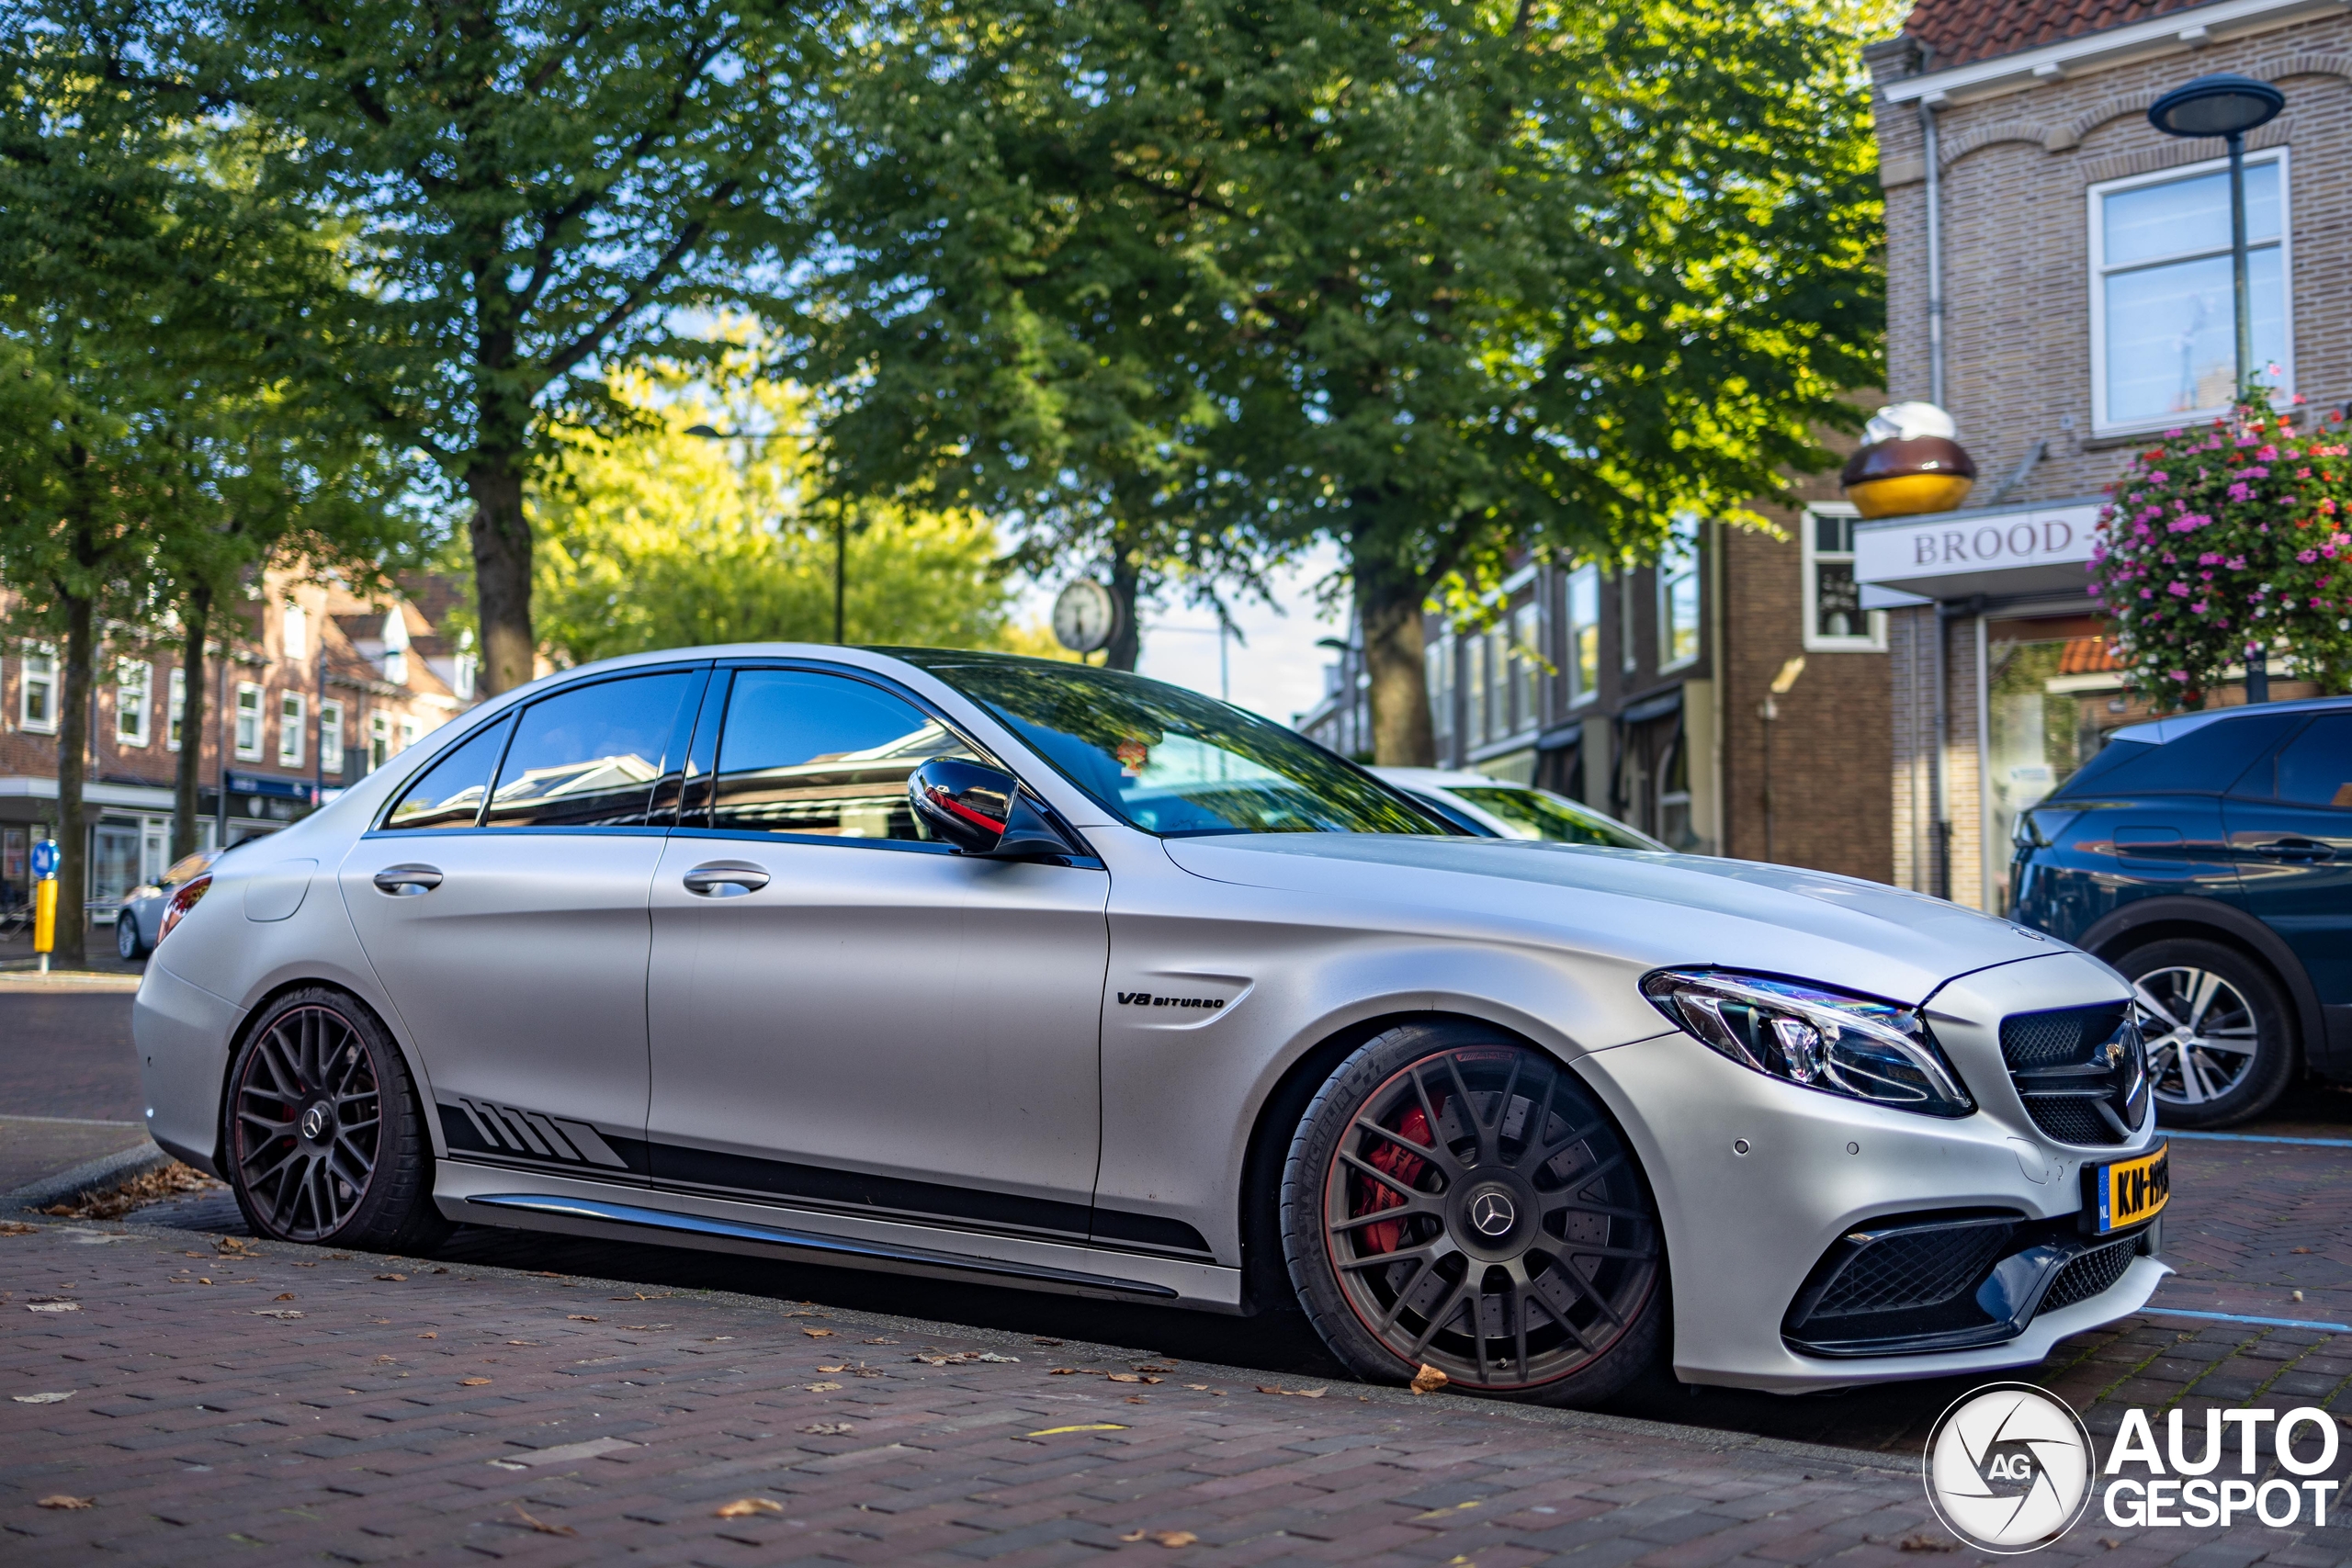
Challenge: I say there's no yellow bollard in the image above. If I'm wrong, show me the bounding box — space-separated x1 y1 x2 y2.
31 879 55 972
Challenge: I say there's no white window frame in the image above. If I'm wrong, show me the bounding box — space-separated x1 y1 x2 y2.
278 691 307 768
282 603 308 662
1657 517 1702 673
2088 146 2294 436
168 667 187 751
234 682 263 761
1565 565 1600 707
1509 600 1541 736
1802 502 1887 651
368 711 390 772
1425 637 1454 754
399 716 421 753
115 660 152 748
19 647 56 735
319 699 344 775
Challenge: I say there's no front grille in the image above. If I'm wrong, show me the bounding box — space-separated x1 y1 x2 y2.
1812 1224 2015 1318
2041 1237 2137 1312
2002 1002 2148 1146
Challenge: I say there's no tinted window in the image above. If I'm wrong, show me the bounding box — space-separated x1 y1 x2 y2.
2054 713 2295 798
2277 716 2352 808
383 717 513 830
485 674 695 829
710 670 978 840
899 653 1441 837
1450 784 1655 849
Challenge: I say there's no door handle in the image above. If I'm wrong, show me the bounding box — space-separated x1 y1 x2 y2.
2251 840 2335 862
683 861 770 897
372 864 444 896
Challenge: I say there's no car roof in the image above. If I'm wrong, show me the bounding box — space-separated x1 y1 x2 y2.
2105 694 2352 747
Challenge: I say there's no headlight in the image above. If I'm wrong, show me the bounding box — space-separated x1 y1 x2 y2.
1640 969 1975 1118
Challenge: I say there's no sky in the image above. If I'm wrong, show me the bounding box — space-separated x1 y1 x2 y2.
1013 539 1352 725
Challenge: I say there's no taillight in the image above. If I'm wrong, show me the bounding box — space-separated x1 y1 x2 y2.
158 875 211 943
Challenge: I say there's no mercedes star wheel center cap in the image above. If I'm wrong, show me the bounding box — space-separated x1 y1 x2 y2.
300 1102 329 1142
1469 1190 1517 1238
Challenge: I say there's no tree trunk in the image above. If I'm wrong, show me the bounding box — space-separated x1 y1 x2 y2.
1356 551 1436 766
467 456 534 695
53 590 94 967
1105 529 1143 672
172 585 211 863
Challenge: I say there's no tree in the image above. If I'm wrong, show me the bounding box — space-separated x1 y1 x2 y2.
531 358 1028 663
807 0 1882 757
197 0 830 694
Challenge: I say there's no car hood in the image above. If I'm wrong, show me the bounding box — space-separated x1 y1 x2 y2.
1160 834 2057 1005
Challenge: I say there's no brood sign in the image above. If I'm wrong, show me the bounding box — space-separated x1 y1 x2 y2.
1856 501 2102 604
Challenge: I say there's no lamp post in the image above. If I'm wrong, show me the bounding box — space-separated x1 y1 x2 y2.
2147 73 2286 702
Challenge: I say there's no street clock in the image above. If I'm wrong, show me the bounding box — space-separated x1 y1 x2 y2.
1052 579 1121 654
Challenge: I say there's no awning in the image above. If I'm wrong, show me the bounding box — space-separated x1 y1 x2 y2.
1619 689 1682 728
1854 499 2103 603
1534 720 1583 752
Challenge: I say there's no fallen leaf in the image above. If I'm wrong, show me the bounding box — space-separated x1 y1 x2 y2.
1255 1384 1326 1398
25 1303 78 1313
13 1392 73 1404
1186 1383 1210 1391
252 1309 303 1319
505 1340 540 1347
1410 1363 1449 1395
807 1382 842 1393
1125 1395 1148 1404
568 1314 598 1323
458 1377 492 1386
1027 1423 1127 1437
0 1221 37 1235
508 1504 575 1537
1033 1337 1063 1347
862 1337 896 1345
1134 1362 1176 1372
803 1422 854 1436
1898 1536 1958 1553
374 1273 406 1282
2292 1247 2314 1254
1049 1367 1083 1376
418 1333 436 1339
816 1364 847 1373
715 1497 783 1518
37 1495 93 1510
274 1293 296 1302
802 1327 835 1337
1119 1529 1198 1547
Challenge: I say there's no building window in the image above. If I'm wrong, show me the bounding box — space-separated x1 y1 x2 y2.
368 712 390 771
1657 517 1701 671
283 604 308 662
2091 148 2290 432
454 634 477 701
168 668 186 751
235 683 263 760
278 692 306 768
1426 638 1454 757
1483 626 1509 741
319 699 344 775
1618 572 1637 674
115 660 151 747
399 716 422 756
20 648 56 735
1510 601 1541 734
1803 505 1884 650
380 607 410 686
1462 632 1487 749
1566 566 1600 705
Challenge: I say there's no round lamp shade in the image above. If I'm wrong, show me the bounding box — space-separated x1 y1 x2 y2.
2147 73 2285 138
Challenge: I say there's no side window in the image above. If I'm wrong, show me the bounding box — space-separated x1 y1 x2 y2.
2093 713 2297 795
485 672 698 829
383 716 513 831
2276 716 2352 808
709 670 978 841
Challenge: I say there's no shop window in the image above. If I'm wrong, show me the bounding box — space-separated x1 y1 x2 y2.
1986 615 2154 909
116 660 151 747
1426 637 1454 756
234 683 263 760
319 699 344 775
1657 516 1701 671
278 692 307 768
1804 506 1883 650
1658 727 1694 851
1510 602 1541 734
20 648 56 735
368 712 390 771
1566 565 1600 705
2092 150 2290 433
167 668 186 751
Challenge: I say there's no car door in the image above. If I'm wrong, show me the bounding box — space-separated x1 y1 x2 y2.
2226 713 2352 1008
645 663 1109 1245
340 667 706 1182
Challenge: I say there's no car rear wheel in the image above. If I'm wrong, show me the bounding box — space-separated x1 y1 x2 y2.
2117 938 2296 1129
222 988 448 1251
116 913 145 961
1279 1021 1665 1405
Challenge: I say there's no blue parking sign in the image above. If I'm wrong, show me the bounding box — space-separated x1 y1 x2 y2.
29 839 58 879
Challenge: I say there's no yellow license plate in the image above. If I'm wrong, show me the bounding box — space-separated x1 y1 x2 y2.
2095 1143 2169 1233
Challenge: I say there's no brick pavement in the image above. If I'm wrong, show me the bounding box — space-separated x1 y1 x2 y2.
5 1218 2350 1566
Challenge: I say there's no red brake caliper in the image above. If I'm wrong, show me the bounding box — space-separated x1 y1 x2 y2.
1357 1100 1441 1255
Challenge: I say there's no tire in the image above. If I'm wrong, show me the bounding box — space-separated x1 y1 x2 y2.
221 987 449 1252
116 914 145 961
1279 1021 1666 1406
2116 938 2297 1129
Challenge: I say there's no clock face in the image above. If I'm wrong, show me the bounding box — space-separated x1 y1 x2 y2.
1052 579 1119 653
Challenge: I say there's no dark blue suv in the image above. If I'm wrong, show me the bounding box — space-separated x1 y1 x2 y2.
2011 696 2352 1127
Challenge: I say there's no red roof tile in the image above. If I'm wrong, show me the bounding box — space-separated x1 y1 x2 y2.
1902 0 2207 69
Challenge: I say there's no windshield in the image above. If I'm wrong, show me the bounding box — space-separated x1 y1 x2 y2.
898 653 1443 837
1449 784 1655 850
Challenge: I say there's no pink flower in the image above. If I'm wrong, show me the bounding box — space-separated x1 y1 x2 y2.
2200 553 2223 566
2299 549 2320 564
2228 482 2253 502
2259 445 2279 461
2167 581 2190 597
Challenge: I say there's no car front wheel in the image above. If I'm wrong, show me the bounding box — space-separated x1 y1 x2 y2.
116 913 145 961
1280 1021 1665 1405
2118 938 2296 1129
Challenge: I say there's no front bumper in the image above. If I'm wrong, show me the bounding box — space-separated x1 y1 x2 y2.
1579 951 2166 1393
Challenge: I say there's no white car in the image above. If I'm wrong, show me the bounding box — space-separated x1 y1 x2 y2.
133 647 2166 1404
1374 768 1666 851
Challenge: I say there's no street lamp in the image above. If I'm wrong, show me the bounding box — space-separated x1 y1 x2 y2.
688 422 855 646
2147 72 2286 702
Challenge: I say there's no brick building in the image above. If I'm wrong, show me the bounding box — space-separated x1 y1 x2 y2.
1859 0 2352 912
1 569 476 921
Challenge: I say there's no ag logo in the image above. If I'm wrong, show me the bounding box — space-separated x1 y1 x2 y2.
1923 1383 2094 1553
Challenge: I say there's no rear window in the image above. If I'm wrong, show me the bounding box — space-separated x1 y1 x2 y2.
2055 713 2295 799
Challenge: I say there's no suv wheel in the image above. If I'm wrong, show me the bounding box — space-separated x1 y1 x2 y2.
1279 1021 1665 1406
2116 938 2296 1129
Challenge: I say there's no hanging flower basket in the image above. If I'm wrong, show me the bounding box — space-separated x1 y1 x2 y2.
2089 395 2352 709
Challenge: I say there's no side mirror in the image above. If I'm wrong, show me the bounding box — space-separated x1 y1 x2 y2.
907 759 1075 860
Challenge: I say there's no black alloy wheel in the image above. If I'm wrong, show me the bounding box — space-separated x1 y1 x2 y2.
224 988 447 1250
1282 1023 1665 1404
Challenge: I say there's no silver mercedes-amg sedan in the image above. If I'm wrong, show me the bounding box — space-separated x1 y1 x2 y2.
133 647 2169 1403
